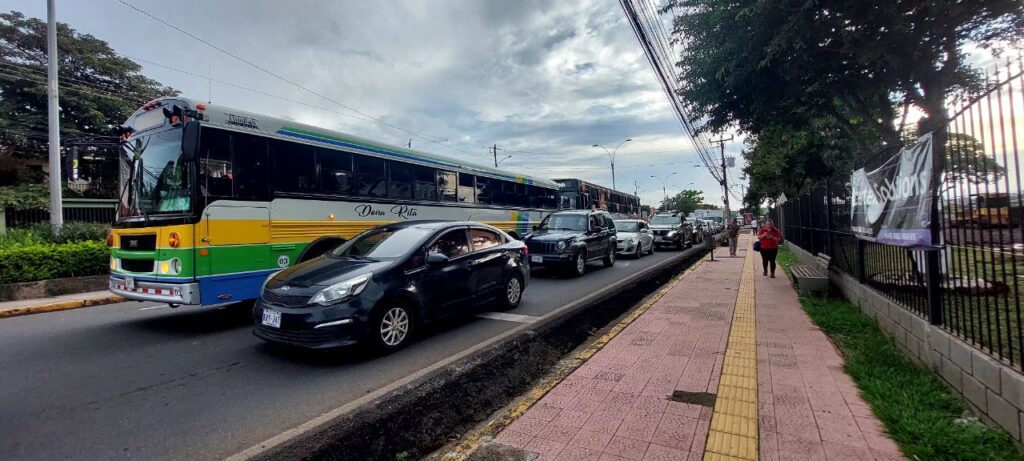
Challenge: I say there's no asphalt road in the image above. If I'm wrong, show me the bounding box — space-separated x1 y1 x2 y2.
0 248 698 461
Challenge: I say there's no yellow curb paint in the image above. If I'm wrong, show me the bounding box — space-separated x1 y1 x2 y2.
0 296 124 319
438 253 713 461
704 247 759 461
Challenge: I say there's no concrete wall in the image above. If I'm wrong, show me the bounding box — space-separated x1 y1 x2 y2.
787 242 1024 441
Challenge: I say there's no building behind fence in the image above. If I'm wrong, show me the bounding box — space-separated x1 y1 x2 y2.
777 58 1024 370
1 197 116 233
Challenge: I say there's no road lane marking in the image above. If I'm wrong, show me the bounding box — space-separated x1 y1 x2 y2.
475 312 541 324
139 305 168 311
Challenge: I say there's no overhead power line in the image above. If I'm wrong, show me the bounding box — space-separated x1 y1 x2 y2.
617 0 723 183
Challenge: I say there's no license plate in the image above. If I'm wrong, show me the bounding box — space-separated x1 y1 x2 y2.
654 236 663 242
531 255 543 263
261 309 281 328
124 276 135 290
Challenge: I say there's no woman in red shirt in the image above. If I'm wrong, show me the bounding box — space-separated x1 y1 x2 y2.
757 219 783 277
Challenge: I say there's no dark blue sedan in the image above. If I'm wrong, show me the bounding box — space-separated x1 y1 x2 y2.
253 221 529 351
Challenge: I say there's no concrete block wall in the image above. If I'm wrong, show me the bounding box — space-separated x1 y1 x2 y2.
786 243 1024 441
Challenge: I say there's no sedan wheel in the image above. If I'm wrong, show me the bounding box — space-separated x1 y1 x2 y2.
635 244 643 258
603 248 615 267
500 275 524 310
374 305 412 351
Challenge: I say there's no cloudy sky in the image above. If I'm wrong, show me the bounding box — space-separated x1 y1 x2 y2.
13 0 745 207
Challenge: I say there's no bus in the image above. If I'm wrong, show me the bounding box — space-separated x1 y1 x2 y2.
552 178 641 217
109 97 560 307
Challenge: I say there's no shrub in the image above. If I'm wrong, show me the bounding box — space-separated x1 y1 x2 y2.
0 240 110 284
0 222 108 247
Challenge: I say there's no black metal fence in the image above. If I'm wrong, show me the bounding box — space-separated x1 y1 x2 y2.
777 58 1024 369
2 198 117 230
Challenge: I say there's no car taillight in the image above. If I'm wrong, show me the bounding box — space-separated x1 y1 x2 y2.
522 245 528 257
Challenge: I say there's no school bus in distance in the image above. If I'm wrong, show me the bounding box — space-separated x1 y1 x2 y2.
109 97 560 307
949 192 1017 228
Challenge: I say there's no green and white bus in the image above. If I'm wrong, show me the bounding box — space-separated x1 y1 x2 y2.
109 97 560 306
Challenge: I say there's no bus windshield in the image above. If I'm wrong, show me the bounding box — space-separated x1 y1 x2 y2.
118 128 191 219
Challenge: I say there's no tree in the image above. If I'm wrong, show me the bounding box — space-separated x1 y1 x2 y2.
664 0 1022 138
0 11 177 176
661 189 702 215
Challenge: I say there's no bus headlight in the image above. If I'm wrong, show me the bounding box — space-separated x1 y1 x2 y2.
171 258 182 274
110 258 118 270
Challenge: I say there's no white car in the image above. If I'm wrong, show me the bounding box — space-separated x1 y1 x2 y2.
614 219 654 258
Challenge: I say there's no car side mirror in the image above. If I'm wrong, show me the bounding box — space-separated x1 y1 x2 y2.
533 224 540 231
426 253 450 265
641 228 650 234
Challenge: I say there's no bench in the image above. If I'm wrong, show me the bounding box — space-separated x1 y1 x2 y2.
792 253 830 296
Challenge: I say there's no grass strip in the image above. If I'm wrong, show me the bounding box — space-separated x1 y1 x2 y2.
776 246 1024 461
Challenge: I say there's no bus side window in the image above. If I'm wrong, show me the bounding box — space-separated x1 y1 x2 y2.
231 133 268 200
200 128 232 199
411 165 437 201
438 170 457 202
353 155 387 198
458 173 476 203
319 150 353 196
271 140 318 194
388 161 414 200
475 176 493 204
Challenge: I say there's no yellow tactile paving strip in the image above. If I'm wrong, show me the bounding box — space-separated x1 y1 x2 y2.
704 248 758 461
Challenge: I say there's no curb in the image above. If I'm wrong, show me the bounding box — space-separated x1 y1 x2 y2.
437 252 712 461
0 295 125 319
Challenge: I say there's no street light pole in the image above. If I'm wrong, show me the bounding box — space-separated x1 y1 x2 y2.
650 172 678 204
47 0 63 233
592 138 631 191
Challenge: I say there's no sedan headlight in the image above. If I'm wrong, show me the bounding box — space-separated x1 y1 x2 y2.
309 273 373 306
557 241 567 250
666 231 677 237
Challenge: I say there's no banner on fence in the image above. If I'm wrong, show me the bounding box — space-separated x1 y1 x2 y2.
850 133 936 248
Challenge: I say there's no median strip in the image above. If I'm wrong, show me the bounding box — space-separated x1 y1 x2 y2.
0 293 124 319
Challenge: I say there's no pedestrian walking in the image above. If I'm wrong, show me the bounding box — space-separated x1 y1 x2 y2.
726 218 741 256
757 218 782 277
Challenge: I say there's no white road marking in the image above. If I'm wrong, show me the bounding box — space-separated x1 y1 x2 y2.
476 312 541 324
139 305 168 311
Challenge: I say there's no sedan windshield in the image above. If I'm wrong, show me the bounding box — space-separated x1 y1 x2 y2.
615 221 639 232
539 214 587 231
118 128 191 219
331 226 433 259
650 215 680 225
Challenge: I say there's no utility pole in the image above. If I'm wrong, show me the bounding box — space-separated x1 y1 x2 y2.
634 180 639 197
47 0 63 233
408 139 413 149
492 144 498 167
711 135 734 221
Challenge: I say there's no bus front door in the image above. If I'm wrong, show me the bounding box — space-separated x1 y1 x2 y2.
198 204 271 304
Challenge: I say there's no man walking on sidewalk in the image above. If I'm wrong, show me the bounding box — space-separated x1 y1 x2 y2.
726 218 741 256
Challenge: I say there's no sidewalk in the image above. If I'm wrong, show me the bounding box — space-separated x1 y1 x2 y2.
486 236 902 460
0 290 123 319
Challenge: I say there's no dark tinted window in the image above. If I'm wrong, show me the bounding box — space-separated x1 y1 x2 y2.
388 161 414 200
505 182 527 207
413 165 437 201
232 134 268 200
270 140 318 193
475 176 494 204
438 170 457 202
199 128 232 198
458 173 475 203
331 226 432 259
353 155 387 197
320 150 353 195
428 229 470 259
470 228 503 251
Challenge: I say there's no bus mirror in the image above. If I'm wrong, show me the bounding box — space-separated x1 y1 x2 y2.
181 120 200 161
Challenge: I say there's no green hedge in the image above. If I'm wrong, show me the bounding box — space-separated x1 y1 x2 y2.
0 240 110 284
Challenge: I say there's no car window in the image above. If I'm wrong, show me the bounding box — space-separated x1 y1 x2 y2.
604 215 615 229
470 228 503 251
588 214 599 230
428 229 470 259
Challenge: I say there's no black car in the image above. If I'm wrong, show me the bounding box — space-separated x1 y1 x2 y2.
649 212 694 250
253 221 529 351
523 210 617 276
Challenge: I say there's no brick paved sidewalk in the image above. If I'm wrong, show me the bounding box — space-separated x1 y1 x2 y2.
488 236 903 460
